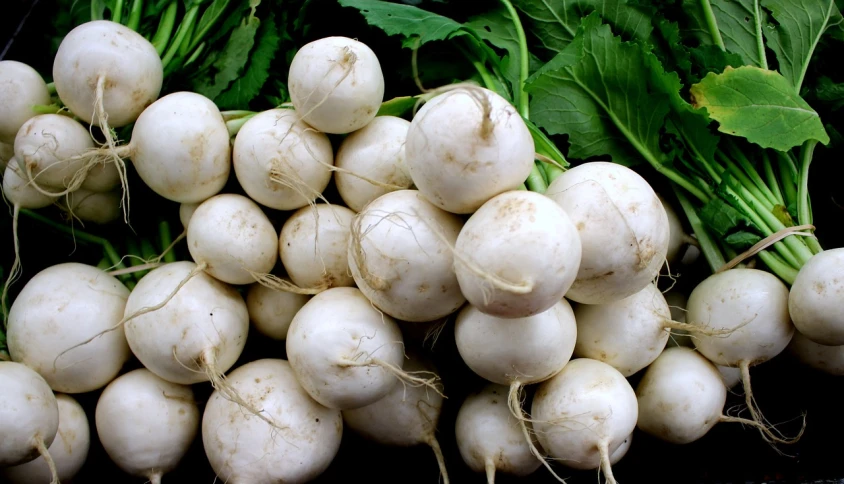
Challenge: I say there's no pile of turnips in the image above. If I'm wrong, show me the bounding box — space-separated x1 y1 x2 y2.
2 16 844 484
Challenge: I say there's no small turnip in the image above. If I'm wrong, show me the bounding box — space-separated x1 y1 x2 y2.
14 114 93 193
545 162 670 304
788 247 844 345
788 330 844 376
404 86 534 214
95 368 199 484
58 188 121 225
0 60 51 145
288 36 384 134
201 358 343 483
245 282 309 340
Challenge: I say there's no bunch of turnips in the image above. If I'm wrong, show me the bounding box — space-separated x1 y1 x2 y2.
2 1 843 482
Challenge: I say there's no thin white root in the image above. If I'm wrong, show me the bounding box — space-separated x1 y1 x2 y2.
1 205 22 321
107 262 164 277
422 317 449 350
509 382 568 484
738 360 806 448
248 270 327 295
598 440 616 484
427 436 450 484
201 347 290 434
485 458 496 484
661 319 739 338
93 74 131 224
148 472 162 484
34 436 59 484
52 262 207 371
342 357 446 399
152 230 186 263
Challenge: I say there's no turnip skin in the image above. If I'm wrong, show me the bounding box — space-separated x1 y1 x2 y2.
280 204 356 290
788 248 844 345
335 115 413 212
52 20 163 128
201 358 343 484
454 190 582 319
288 36 384 135
545 162 670 305
1 393 90 484
0 361 59 468
14 114 94 191
1 141 14 171
3 161 57 210
57 189 121 224
7 263 131 393
245 282 309 340
788 330 844 376
95 368 199 482
0 61 51 145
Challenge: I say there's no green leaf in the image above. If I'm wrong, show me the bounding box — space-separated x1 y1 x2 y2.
512 0 653 54
681 0 769 67
377 96 419 117
192 0 232 48
772 203 795 225
810 76 844 109
214 12 281 109
724 230 763 248
689 44 746 81
525 12 669 166
655 18 693 76
192 9 261 100
762 0 844 91
699 196 759 236
337 0 465 46
689 65 830 150
465 7 522 87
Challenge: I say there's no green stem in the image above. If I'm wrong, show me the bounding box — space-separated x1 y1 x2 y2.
673 184 726 273
797 140 823 254
161 5 200 70
112 0 125 24
138 238 158 280
777 151 798 211
183 42 206 67
700 0 726 50
127 0 143 31
151 1 179 57
499 0 530 118
717 151 774 211
159 221 177 263
525 163 548 193
758 250 798 285
226 115 257 137
725 141 778 206
31 104 73 117
753 0 768 69
91 1 104 21
46 82 56 96
761 152 784 206
187 0 232 53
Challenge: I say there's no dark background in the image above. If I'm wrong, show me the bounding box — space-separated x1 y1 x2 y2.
2 0 844 483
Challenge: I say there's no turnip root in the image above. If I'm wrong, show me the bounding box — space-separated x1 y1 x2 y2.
279 204 356 291
342 353 449 483
0 361 59 480
636 347 777 445
686 268 802 445
232 108 333 211
454 298 577 479
7 262 130 393
545 162 670 304
1 393 89 484
788 330 844 376
788 247 844 345
14 114 94 193
454 190 582 319
52 20 162 129
1 161 58 317
58 188 121 225
288 36 384 134
95 368 199 483
245 282 309 340
348 189 465 322
187 193 278 285
334 115 413 212
455 383 542 483
531 358 638 484
286 286 440 410
573 282 730 377
201 358 343 483
0 60 51 145
404 86 534 214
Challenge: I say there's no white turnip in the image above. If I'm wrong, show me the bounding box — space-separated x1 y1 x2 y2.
348 189 465 322
245 282 309 340
545 162 670 304
1 393 90 484
95 368 198 484
201 358 343 483
334 115 413 212
14 114 93 192
7 262 130 393
58 188 121 225
404 86 534 214
788 330 844 376
288 36 384 134
0 61 51 145
788 247 844 345
453 190 582 319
